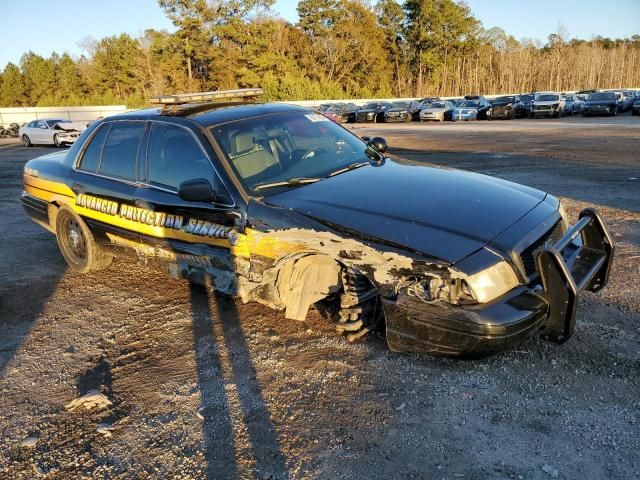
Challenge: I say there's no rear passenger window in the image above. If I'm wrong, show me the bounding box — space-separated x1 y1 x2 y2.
79 124 109 172
147 123 213 190
99 123 144 180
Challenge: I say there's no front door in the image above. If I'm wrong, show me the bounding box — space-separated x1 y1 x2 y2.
133 121 241 291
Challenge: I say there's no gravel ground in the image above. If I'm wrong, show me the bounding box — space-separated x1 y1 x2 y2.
0 116 639 479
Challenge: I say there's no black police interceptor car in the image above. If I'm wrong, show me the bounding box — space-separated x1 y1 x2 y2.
21 89 614 357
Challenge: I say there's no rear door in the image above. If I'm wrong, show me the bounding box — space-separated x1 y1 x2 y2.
68 120 146 243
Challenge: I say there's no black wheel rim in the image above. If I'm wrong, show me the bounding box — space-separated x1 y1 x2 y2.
60 215 87 264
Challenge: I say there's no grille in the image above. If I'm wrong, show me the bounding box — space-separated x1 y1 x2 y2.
520 221 564 278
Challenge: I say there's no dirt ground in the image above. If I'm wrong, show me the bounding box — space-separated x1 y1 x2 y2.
0 116 639 479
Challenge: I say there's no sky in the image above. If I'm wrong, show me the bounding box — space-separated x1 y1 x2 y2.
1 0 639 68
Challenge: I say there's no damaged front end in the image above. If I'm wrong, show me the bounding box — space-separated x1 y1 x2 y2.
53 122 85 144
383 209 614 357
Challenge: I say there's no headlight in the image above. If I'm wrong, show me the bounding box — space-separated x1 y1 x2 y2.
465 258 519 303
552 103 560 109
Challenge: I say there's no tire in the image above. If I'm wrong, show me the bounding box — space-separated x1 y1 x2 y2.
22 135 32 147
53 134 61 148
55 206 112 273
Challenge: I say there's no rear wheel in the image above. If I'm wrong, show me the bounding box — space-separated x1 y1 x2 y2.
55 206 112 273
22 135 32 147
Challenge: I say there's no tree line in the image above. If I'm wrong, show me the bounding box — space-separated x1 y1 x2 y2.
1 0 639 108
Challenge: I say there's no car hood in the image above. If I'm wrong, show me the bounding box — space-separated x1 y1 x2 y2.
423 107 447 113
387 108 409 113
358 108 380 114
265 159 546 264
534 100 561 106
454 106 478 112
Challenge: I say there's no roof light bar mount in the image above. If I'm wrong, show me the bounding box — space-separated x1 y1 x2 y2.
150 88 264 107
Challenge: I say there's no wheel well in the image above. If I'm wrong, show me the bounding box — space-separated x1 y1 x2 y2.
275 254 342 321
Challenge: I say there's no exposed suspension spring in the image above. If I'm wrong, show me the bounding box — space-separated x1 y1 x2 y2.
336 267 380 341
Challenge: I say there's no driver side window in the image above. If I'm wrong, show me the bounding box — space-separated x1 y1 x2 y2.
146 123 232 204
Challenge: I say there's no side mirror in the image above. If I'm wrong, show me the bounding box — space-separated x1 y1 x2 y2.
370 137 387 153
178 178 215 202
361 136 371 142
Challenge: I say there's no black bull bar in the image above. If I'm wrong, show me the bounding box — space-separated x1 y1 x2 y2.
536 208 614 343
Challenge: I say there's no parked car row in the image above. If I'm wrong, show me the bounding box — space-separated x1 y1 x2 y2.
318 89 640 123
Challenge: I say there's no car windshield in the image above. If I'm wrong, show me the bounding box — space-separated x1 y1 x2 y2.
46 119 69 127
494 96 515 103
429 102 446 109
536 94 559 101
391 102 409 108
589 93 615 101
520 95 534 101
460 100 480 108
210 111 380 195
363 103 379 110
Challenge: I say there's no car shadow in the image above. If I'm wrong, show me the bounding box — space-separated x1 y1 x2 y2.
0 146 66 377
189 284 289 479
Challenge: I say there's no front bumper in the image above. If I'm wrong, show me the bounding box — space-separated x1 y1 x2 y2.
355 113 377 123
384 114 410 122
384 209 614 357
583 106 613 115
56 135 80 144
420 112 444 121
452 111 476 121
489 108 514 119
532 108 558 117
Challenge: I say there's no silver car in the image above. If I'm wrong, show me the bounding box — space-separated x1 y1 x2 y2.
419 101 455 122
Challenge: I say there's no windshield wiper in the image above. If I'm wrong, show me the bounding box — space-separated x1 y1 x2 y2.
328 161 369 177
254 177 322 191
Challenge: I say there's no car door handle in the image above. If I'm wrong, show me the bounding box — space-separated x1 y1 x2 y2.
134 199 156 211
71 183 86 195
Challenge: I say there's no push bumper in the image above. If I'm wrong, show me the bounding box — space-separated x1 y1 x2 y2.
535 208 614 343
384 209 614 357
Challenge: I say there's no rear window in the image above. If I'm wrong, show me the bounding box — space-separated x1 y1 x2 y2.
78 124 109 172
99 123 144 180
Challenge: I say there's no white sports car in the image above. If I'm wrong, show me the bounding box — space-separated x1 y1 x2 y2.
19 119 85 147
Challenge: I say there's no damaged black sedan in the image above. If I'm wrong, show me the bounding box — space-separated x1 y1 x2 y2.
21 89 614 358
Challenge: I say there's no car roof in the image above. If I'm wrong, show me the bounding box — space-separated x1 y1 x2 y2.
106 102 310 127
